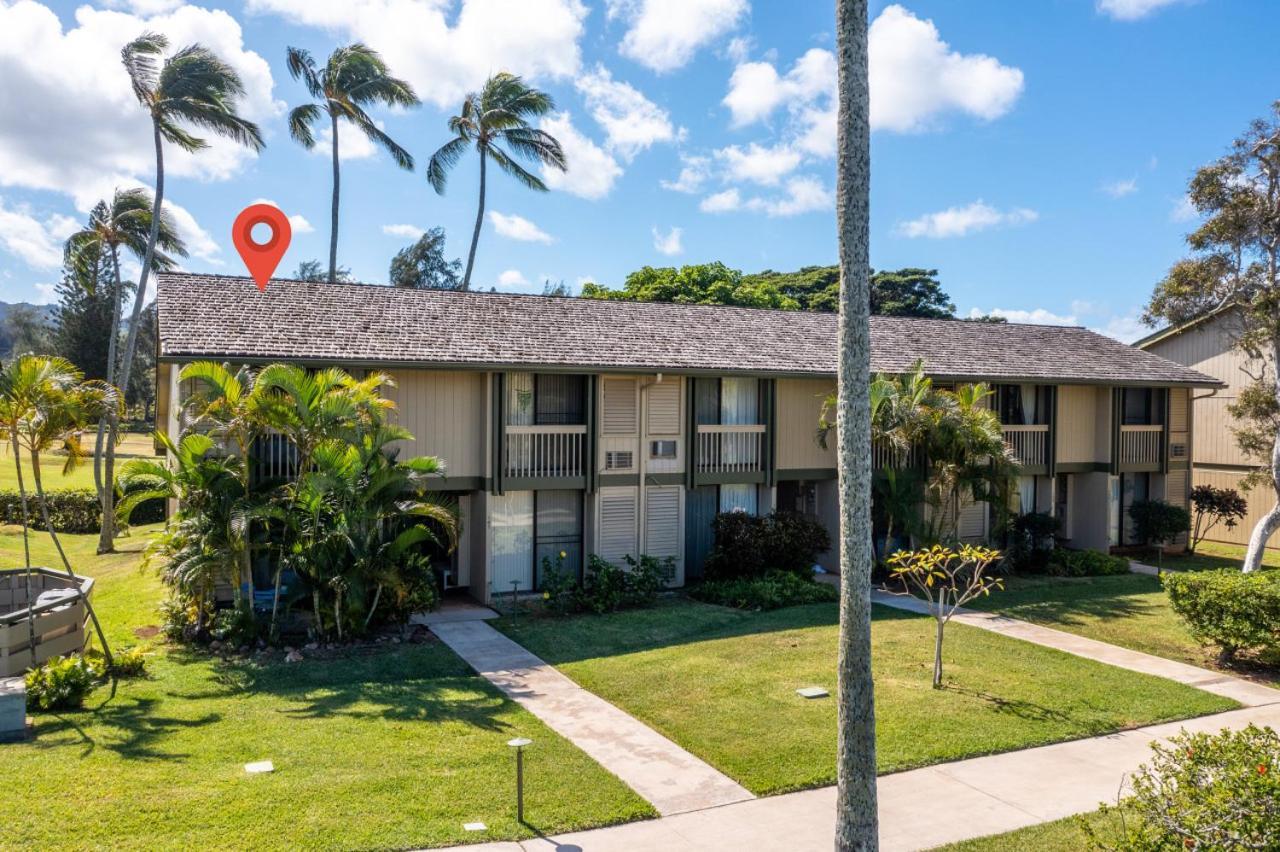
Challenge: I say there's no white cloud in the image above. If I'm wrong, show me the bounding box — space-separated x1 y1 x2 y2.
1097 0 1191 21
698 178 832 218
966 306 1077 326
1092 311 1148 342
896 201 1038 239
382 223 426 239
163 200 221 262
497 268 529 287
252 199 314 234
0 198 77 270
489 211 553 244
869 5 1024 133
608 0 748 73
715 143 802 186
662 155 713 194
0 2 280 210
576 65 675 160
33 282 58 305
700 188 741 213
652 225 683 256
1170 195 1198 223
539 113 623 200
102 0 187 13
248 0 587 108
724 48 835 128
312 119 380 162
1101 177 1138 198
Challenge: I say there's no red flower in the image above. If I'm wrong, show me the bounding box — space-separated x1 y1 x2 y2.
1258 764 1268 775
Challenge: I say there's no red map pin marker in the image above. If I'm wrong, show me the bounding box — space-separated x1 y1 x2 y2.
232 203 291 292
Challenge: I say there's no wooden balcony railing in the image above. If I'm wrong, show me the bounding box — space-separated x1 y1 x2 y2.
696 424 765 474
872 439 922 470
505 424 587 479
1002 424 1049 467
1120 424 1163 466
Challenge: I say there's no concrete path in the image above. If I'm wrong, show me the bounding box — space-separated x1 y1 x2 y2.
430 620 753 816
411 598 499 626
870 589 1280 707
451 703 1280 852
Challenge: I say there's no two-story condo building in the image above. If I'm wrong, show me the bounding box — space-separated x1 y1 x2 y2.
156 273 1220 603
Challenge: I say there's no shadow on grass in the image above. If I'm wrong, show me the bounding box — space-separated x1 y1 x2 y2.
495 597 922 666
967 575 1167 628
942 684 1072 724
35 697 222 761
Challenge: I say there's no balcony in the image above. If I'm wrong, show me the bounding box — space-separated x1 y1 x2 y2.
505 425 587 479
872 439 922 471
1120 424 1163 467
695 424 765 474
1002 424 1049 468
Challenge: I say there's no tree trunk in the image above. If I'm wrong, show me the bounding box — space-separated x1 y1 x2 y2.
462 148 486 290
29 447 113 667
104 120 166 553
329 111 340 285
10 430 34 652
95 247 126 553
834 0 878 849
933 618 945 689
1243 340 1280 572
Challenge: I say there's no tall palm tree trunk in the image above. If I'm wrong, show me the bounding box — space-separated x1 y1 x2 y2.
834 0 878 849
102 120 165 553
462 149 486 290
29 448 113 667
10 431 35 654
95 249 126 552
329 112 340 285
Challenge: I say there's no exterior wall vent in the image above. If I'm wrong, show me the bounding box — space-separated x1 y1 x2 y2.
605 450 634 470
1170 442 1188 459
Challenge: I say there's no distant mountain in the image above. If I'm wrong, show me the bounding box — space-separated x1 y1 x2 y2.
0 300 57 356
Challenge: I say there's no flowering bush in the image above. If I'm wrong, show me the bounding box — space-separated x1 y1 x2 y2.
25 654 102 711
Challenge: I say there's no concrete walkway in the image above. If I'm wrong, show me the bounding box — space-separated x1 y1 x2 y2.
870 589 1280 707
452 702 1280 852
430 620 753 816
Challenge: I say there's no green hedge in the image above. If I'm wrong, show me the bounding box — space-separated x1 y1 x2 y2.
1048 548 1130 577
1164 569 1280 661
0 483 164 534
689 572 838 611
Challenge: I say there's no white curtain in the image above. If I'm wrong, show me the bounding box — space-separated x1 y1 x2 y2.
491 491 534 594
1018 475 1036 514
719 483 758 515
720 377 759 425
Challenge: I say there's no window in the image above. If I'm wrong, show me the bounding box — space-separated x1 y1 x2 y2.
650 440 677 459
605 450 634 470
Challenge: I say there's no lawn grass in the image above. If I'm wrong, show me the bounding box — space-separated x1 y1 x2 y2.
1158 539 1280 572
963 572 1280 686
935 808 1120 851
0 431 156 492
1 527 654 850
495 599 1236 795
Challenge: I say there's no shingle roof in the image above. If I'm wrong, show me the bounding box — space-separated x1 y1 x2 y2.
156 273 1221 387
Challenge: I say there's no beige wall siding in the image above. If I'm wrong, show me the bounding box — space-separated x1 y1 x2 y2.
1192 466 1274 547
776 378 836 471
383 369 486 479
1055 385 1101 464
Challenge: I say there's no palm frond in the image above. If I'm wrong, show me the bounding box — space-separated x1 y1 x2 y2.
426 136 469 194
288 103 321 149
347 107 414 170
486 144 549 192
121 32 167 106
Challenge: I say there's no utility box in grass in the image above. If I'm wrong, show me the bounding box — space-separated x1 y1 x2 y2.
0 676 26 742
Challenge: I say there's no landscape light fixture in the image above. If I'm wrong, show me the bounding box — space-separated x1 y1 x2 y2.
507 737 533 822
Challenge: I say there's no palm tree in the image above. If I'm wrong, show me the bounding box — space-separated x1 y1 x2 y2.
833 0 878 848
427 72 567 289
0 355 122 666
64 187 187 553
286 44 419 284
119 32 263 550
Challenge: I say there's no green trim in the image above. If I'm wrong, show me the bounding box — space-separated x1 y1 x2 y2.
1110 387 1122 476
694 471 767 486
599 473 639 487
777 467 837 481
1020 465 1049 476
422 477 485 492
1161 388 1171 475
1119 462 1162 474
1168 460 1190 471
685 378 697 490
646 473 686 486
504 476 587 491
585 375 598 494
1055 462 1110 474
1047 385 1058 478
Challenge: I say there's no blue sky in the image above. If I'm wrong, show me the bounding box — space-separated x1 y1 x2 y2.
0 0 1277 341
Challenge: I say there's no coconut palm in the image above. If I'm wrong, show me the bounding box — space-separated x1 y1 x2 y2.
64 187 187 553
426 72 567 289
286 44 419 284
118 31 263 550
833 0 878 848
0 355 122 666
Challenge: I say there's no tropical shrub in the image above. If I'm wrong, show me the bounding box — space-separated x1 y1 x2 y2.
690 572 838 611
1004 512 1059 572
1189 484 1248 553
704 511 831 581
539 553 580 616
1164 569 1280 662
888 544 1004 688
108 646 149 679
24 654 101 711
1048 549 1130 577
0 490 100 533
1082 725 1280 850
1127 499 1191 556
539 554 673 615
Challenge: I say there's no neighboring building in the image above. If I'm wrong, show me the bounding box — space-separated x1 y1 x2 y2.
156 273 1218 603
1137 308 1271 547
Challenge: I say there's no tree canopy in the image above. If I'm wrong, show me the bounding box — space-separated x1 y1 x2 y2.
582 263 964 317
388 228 463 290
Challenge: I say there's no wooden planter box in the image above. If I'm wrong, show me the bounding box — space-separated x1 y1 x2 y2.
0 569 93 677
